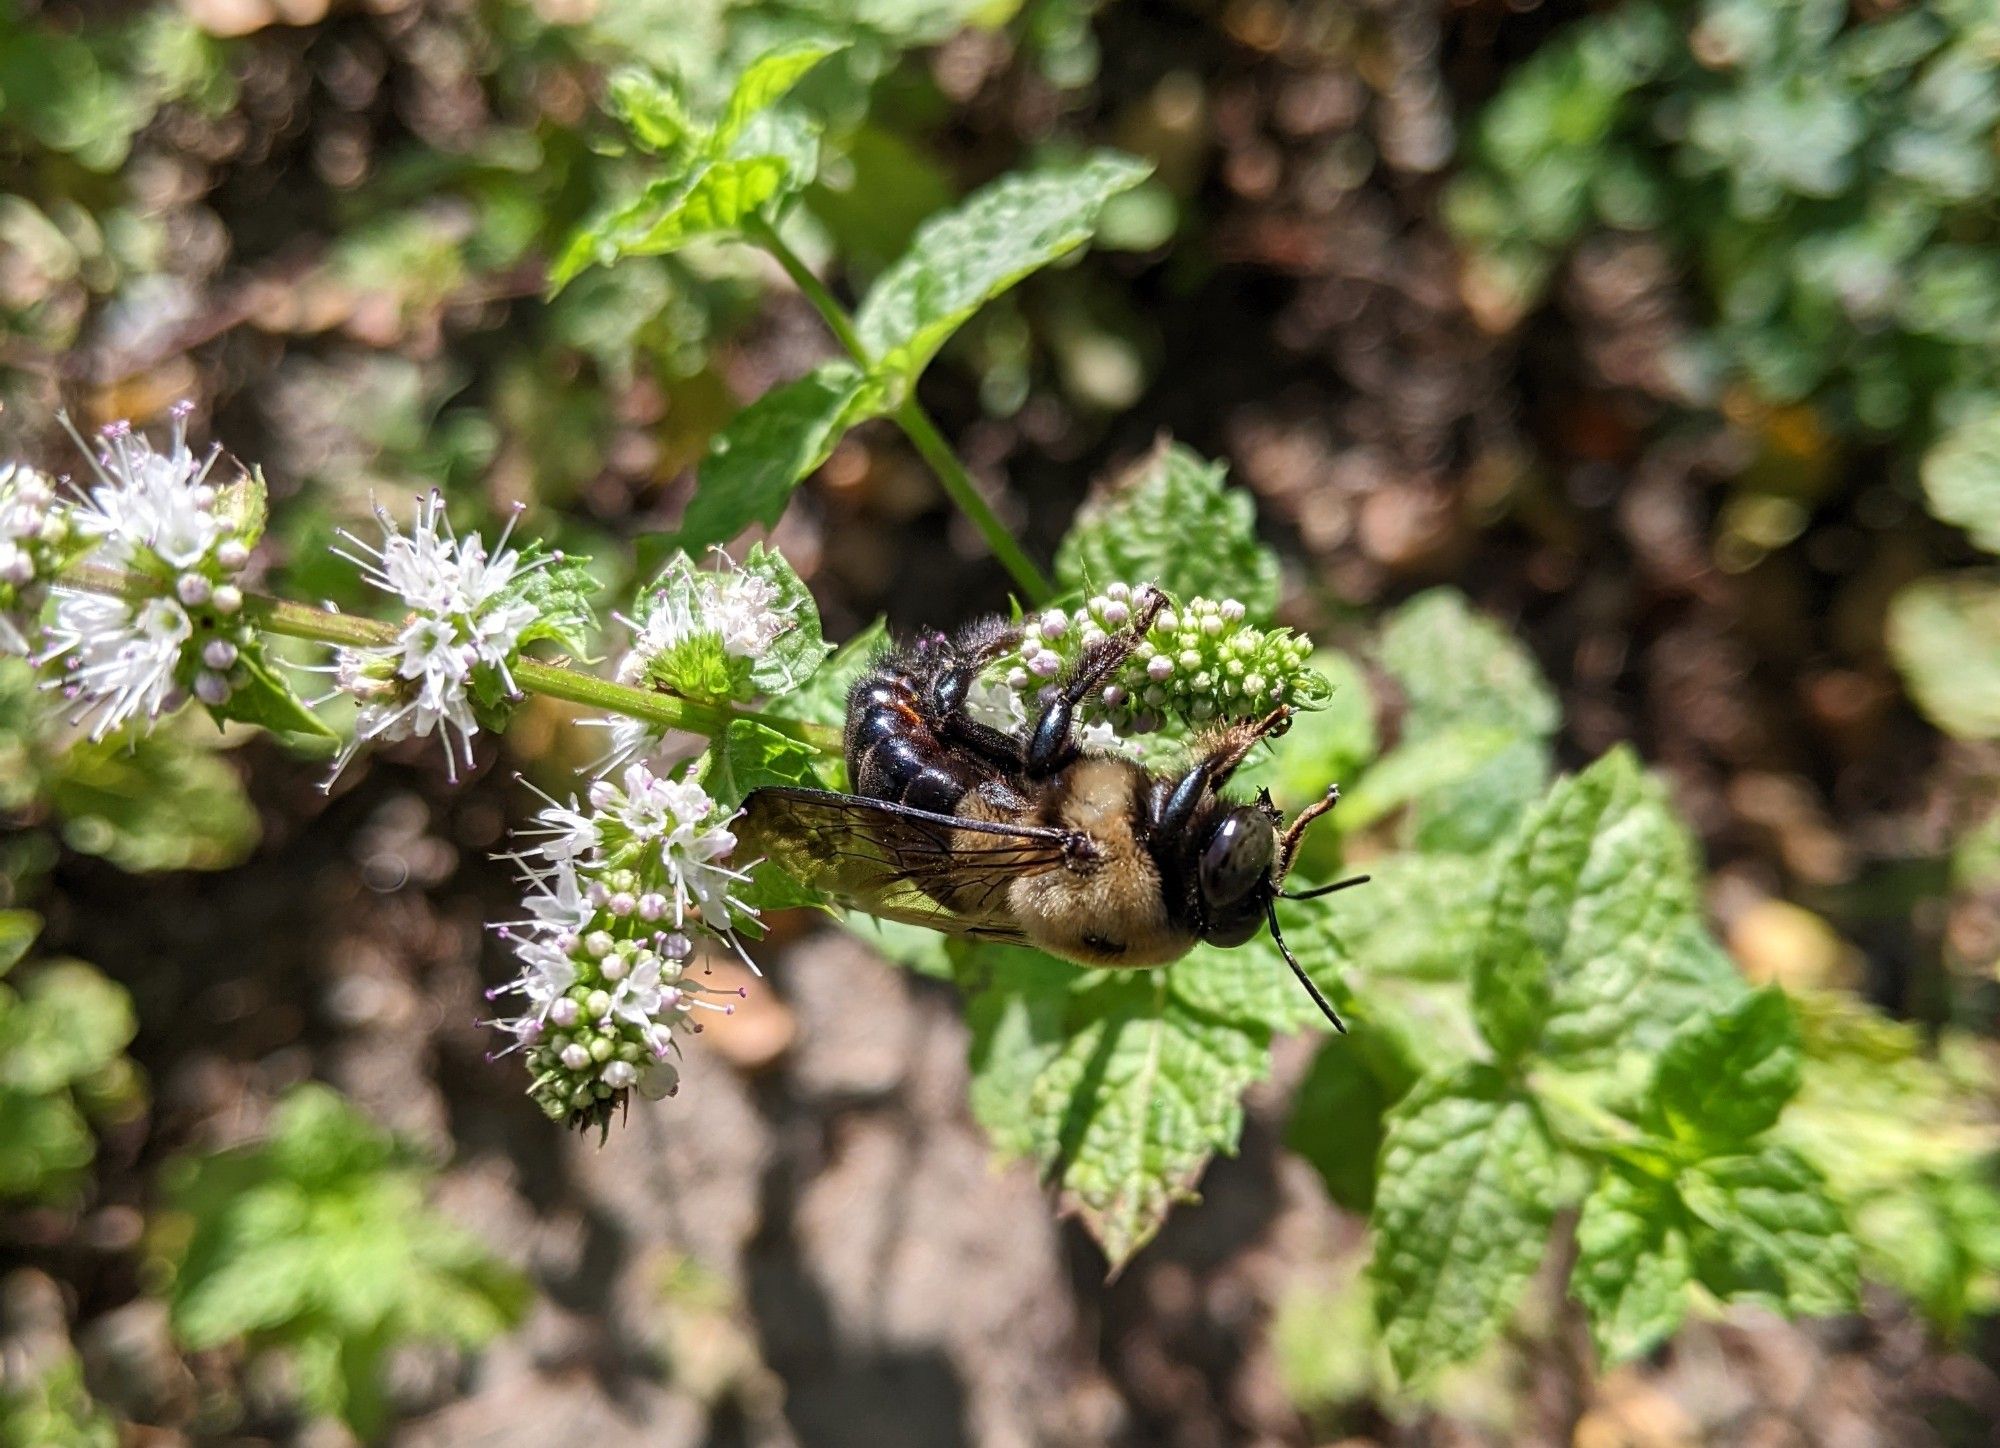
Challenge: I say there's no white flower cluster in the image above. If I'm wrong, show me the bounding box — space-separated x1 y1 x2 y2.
33 412 260 739
328 492 543 783
0 463 70 656
597 553 790 770
998 584 1318 735
488 763 757 1127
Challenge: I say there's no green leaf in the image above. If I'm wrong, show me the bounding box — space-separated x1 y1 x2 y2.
205 646 338 744
1472 748 1737 1068
698 719 825 808
1286 1029 1420 1213
215 466 268 548
1317 852 1492 983
716 41 844 148
1922 403 2000 553
675 362 884 555
1338 725 1526 835
1573 1165 1692 1363
50 726 259 873
507 544 599 660
1888 574 2000 740
737 542 834 696
0 910 39 975
606 70 694 154
0 962 137 1094
1378 589 1558 852
961 943 1283 1268
855 150 1153 397
1054 438 1280 621
0 1088 94 1201
1651 987 1801 1150
1683 1146 1860 1317
770 616 888 732
1369 1065 1561 1381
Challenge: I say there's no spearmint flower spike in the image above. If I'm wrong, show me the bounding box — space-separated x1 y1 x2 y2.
485 763 761 1131
325 490 548 787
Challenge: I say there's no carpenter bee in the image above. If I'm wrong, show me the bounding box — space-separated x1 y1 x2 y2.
737 589 1365 1029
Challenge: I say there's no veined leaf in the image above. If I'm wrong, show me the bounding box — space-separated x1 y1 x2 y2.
855 150 1152 396
1055 437 1280 621
1573 1164 1693 1363
737 542 834 697
1683 1146 1860 1317
675 362 885 554
1370 1065 1561 1381
1650 987 1802 1150
716 41 844 148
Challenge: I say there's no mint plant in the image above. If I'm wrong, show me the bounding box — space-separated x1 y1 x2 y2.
155 1085 529 1437
2 31 1994 1410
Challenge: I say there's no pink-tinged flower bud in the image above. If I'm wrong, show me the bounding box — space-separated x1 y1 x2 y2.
600 954 628 982
1102 684 1127 707
194 672 232 706
1040 608 1068 639
1105 581 1130 601
211 584 242 615
637 892 667 921
1028 651 1062 678
176 574 212 606
216 539 250 571
585 930 615 958
602 1060 637 1089
1147 655 1174 681
608 891 636 917
202 638 238 670
549 997 580 1027
662 932 694 962
1101 600 1130 626
560 1043 591 1071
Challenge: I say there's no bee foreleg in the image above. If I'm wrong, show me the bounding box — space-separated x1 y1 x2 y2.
1157 707 1294 835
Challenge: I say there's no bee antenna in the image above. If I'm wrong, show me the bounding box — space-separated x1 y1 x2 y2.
1281 874 1371 901
1266 897 1345 1034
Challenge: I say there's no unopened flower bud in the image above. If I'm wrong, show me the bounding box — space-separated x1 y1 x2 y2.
584 930 614 958
194 672 231 706
602 1060 637 1089
176 574 212 606
201 638 238 670
662 931 693 962
211 584 242 615
560 1043 591 1071
549 997 579 1027
216 539 249 571
637 892 666 921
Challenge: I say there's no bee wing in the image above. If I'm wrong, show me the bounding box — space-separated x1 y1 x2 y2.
737 786 1067 942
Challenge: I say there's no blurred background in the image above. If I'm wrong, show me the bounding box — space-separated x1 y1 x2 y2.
3 0 2000 1444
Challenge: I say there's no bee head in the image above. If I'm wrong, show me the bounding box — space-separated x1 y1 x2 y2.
1194 803 1279 948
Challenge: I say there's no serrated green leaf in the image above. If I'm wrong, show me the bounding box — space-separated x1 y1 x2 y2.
962 943 1279 1268
1573 1165 1692 1363
205 646 338 744
1683 1146 1860 1317
1378 590 1558 852
1317 852 1491 983
716 41 843 148
1055 438 1280 621
737 542 834 696
698 719 825 808
1651 987 1801 1150
1369 1064 1561 1381
1473 748 1737 1067
607 70 695 153
770 616 887 733
855 150 1152 396
1888 574 2000 740
1922 402 2000 553
675 362 885 555
507 544 599 661
1339 724 1525 835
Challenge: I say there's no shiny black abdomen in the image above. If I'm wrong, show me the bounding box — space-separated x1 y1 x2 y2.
844 674 988 816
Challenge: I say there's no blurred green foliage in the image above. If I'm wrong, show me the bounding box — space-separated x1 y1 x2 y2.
1451 0 2000 739
0 911 143 1203
155 1084 530 1437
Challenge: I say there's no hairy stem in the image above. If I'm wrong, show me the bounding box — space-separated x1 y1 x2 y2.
747 215 1053 603
54 561 842 750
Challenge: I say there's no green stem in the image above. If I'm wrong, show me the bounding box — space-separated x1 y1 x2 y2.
53 561 842 751
746 214 1053 603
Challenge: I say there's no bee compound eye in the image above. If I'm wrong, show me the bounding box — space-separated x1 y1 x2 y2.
1199 811 1275 906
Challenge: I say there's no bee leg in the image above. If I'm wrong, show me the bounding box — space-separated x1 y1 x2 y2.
1157 707 1294 836
1025 587 1171 776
